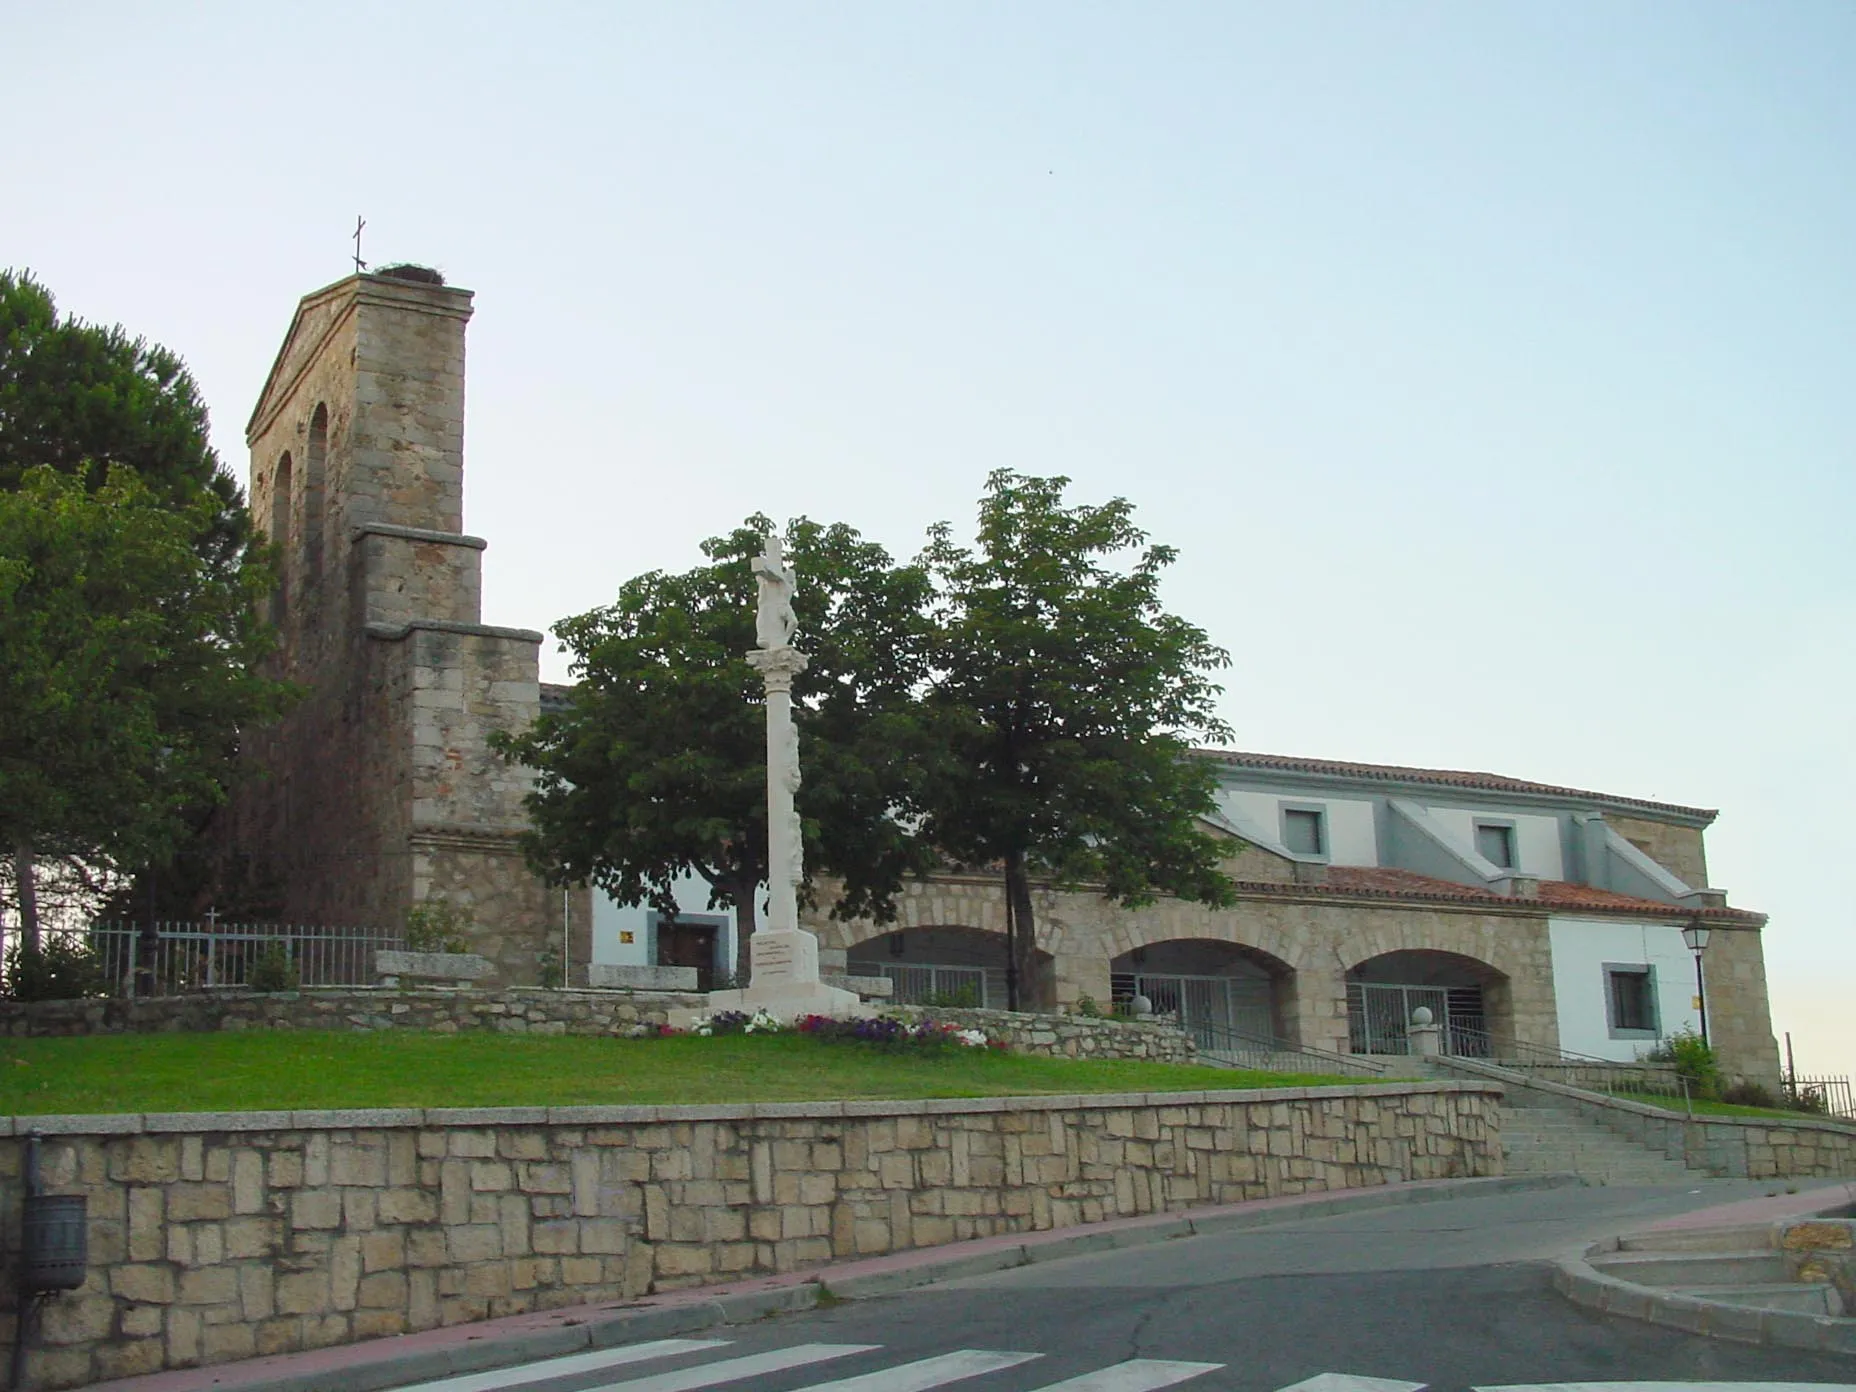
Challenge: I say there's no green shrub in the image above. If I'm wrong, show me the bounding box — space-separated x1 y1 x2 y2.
1720 1079 1777 1109
404 898 471 954
3 937 107 1001
1074 994 1102 1018
246 943 300 993
1784 1082 1831 1115
1648 1029 1722 1101
922 986 980 1009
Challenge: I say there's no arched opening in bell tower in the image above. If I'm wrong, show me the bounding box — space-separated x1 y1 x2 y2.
269 450 292 626
304 403 328 605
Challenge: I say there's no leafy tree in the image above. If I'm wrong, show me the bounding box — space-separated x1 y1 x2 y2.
915 470 1236 1009
0 270 249 575
495 516 936 982
0 466 292 949
0 270 289 944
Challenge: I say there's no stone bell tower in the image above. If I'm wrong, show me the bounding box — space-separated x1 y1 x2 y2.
230 266 570 982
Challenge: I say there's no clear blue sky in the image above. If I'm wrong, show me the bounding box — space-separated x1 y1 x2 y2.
7 2 1852 1071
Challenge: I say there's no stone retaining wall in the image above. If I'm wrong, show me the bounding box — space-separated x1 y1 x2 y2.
0 992 1195 1063
885 1006 1196 1063
0 1082 1500 1387
0 990 705 1039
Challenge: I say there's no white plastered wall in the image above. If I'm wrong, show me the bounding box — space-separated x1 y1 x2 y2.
592 870 749 967
1548 915 1702 1060
1217 791 1379 865
1424 807 1564 879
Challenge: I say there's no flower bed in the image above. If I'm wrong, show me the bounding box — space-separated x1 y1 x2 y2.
687 1008 999 1051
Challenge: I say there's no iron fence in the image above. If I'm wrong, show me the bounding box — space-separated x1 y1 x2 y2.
83 921 403 995
878 964 999 1010
1783 1074 1855 1119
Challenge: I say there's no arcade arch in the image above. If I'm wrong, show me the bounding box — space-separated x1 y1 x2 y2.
1345 948 1511 1057
1109 938 1295 1043
845 924 1051 1011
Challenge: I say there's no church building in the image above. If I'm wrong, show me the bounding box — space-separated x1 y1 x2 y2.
226 268 1781 1089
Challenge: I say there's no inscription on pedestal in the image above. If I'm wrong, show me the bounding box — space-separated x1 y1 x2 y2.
750 929 815 987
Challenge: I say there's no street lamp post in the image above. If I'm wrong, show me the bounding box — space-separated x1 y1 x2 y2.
1681 919 1712 1047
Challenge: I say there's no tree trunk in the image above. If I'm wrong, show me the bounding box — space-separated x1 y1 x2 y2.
732 875 758 988
1003 850 1039 1012
13 844 40 955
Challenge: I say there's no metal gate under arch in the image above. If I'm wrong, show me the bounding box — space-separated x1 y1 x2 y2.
1111 972 1276 1042
1346 981 1488 1056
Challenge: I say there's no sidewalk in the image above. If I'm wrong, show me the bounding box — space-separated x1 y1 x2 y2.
89 1174 1580 1392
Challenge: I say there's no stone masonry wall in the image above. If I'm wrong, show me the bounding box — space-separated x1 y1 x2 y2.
812 872 1782 1090
1700 924 1783 1090
0 1082 1501 1387
813 877 1562 1061
0 990 704 1040
883 1007 1196 1063
0 994 1192 1064
1606 813 1709 891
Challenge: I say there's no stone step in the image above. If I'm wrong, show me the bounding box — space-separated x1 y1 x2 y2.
1669 1281 1843 1316
1504 1148 1689 1170
1497 1099 1704 1187
1503 1144 1689 1168
1589 1249 1789 1287
1618 1225 1774 1253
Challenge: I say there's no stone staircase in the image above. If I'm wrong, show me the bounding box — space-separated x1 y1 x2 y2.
1587 1224 1846 1316
1501 1093 1701 1186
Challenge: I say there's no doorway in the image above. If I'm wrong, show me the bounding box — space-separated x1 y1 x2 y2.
657 919 721 991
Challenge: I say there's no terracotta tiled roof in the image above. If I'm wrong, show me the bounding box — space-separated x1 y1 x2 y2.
1196 749 1717 822
1236 865 1765 925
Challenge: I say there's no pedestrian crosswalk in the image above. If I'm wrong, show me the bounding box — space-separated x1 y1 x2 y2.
391 1341 1856 1392
395 1338 1225 1392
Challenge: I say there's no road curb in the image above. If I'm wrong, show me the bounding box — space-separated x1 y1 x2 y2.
89 1174 1578 1392
1553 1242 1856 1356
1552 1185 1856 1359
821 1172 1581 1299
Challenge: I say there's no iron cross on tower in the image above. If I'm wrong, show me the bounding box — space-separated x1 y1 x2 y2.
352 216 367 273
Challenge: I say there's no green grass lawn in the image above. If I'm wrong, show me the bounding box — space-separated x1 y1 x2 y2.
0 1032 1362 1115
1606 1088 1839 1122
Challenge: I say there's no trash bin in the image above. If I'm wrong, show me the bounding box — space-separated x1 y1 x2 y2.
22 1193 87 1292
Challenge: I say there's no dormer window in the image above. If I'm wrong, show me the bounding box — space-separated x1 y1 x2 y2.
1475 821 1516 869
1282 806 1326 858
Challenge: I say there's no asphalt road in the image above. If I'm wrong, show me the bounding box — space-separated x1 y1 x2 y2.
394 1182 1856 1392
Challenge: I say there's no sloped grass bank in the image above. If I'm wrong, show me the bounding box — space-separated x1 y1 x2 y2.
1 1030 1356 1115
1607 1087 1840 1121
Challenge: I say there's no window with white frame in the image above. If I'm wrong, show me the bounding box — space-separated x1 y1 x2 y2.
1282 806 1325 857
1475 821 1516 869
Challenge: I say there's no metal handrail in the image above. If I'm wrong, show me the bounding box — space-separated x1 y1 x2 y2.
1443 1024 1667 1071
1190 1020 1390 1078
1437 1045 1695 1118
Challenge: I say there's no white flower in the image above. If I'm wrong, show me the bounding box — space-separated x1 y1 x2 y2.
745 1008 785 1034
955 1028 990 1048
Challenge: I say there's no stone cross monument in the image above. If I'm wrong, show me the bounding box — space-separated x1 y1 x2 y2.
749 536 807 933
671 535 867 1025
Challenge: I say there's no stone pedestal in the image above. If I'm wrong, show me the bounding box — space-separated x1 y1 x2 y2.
1407 1006 1442 1058
668 927 869 1027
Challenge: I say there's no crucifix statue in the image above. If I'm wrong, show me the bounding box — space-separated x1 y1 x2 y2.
747 535 807 930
